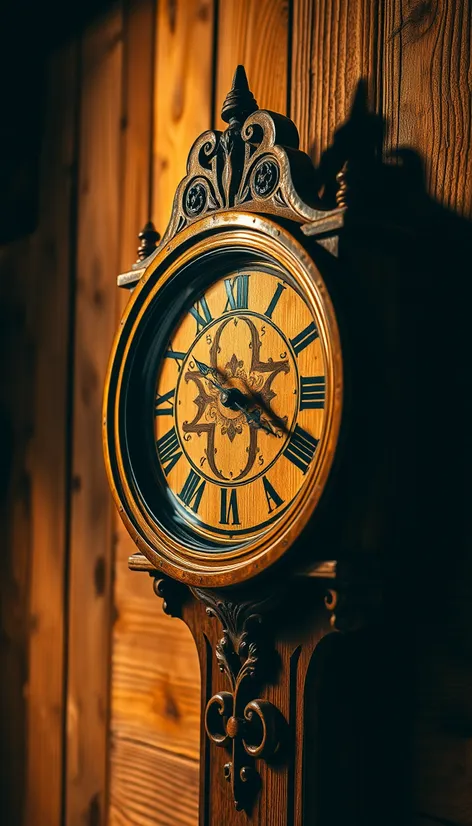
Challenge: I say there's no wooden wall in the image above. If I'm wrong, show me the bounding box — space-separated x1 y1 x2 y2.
0 1 471 825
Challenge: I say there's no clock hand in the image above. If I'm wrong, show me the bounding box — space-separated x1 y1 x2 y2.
194 356 278 435
193 357 229 396
240 385 290 436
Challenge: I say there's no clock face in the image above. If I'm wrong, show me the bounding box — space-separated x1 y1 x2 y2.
154 269 325 542
103 213 342 585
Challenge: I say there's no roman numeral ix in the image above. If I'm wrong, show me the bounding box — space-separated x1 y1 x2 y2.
155 387 175 416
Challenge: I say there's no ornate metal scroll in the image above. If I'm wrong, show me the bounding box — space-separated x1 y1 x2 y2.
193 588 286 812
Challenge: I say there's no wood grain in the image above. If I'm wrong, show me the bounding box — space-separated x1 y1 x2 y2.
110 3 201 824
65 9 122 825
384 0 472 217
111 570 201 761
119 0 155 291
152 0 214 234
109 735 199 826
215 0 289 127
24 43 79 826
291 0 383 156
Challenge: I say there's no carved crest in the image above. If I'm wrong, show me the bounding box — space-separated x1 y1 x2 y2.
118 65 346 287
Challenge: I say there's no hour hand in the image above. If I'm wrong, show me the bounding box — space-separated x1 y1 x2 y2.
193 357 227 395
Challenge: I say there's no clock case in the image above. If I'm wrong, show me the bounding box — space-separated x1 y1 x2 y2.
104 68 392 821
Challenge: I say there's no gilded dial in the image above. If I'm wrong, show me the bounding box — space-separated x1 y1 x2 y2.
154 269 326 541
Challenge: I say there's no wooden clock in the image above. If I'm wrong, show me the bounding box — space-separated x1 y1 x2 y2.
103 67 382 824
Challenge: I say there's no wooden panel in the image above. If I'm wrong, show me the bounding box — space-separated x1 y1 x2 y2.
384 0 472 217
383 4 472 825
119 0 155 283
66 9 122 825
24 44 79 826
291 0 383 156
215 0 289 126
152 0 215 234
110 2 204 824
109 736 199 826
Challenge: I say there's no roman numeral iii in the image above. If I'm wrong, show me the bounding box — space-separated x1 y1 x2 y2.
223 274 249 311
156 426 182 475
290 321 319 356
219 488 241 525
284 424 319 474
189 295 213 332
179 469 206 513
300 376 326 410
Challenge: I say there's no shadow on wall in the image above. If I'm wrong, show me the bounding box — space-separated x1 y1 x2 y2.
302 82 472 826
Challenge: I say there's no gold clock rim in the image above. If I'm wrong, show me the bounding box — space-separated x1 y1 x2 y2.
103 212 343 587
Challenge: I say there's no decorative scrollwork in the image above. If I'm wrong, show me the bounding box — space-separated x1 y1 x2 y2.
150 574 186 618
194 589 286 812
148 65 344 255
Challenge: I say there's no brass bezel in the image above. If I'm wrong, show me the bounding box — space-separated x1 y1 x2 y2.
103 212 343 587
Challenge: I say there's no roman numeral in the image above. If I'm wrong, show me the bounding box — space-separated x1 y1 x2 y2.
219 488 241 525
156 426 182 475
189 296 213 332
262 476 284 514
165 344 186 371
290 321 319 356
300 375 326 410
223 274 249 311
284 424 318 474
154 387 175 416
264 282 286 319
179 469 206 513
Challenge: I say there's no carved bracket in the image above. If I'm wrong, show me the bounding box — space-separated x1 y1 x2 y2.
193 589 286 812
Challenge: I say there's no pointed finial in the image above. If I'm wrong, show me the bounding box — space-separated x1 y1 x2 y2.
221 65 258 125
137 220 160 261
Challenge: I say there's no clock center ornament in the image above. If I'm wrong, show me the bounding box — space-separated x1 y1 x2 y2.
103 67 382 819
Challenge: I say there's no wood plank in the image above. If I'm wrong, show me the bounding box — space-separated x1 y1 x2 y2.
383 5 472 825
112 564 201 761
23 43 79 826
65 9 123 825
152 0 215 234
215 0 289 126
109 736 199 826
110 2 202 824
384 0 472 218
291 0 383 156
119 0 155 289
